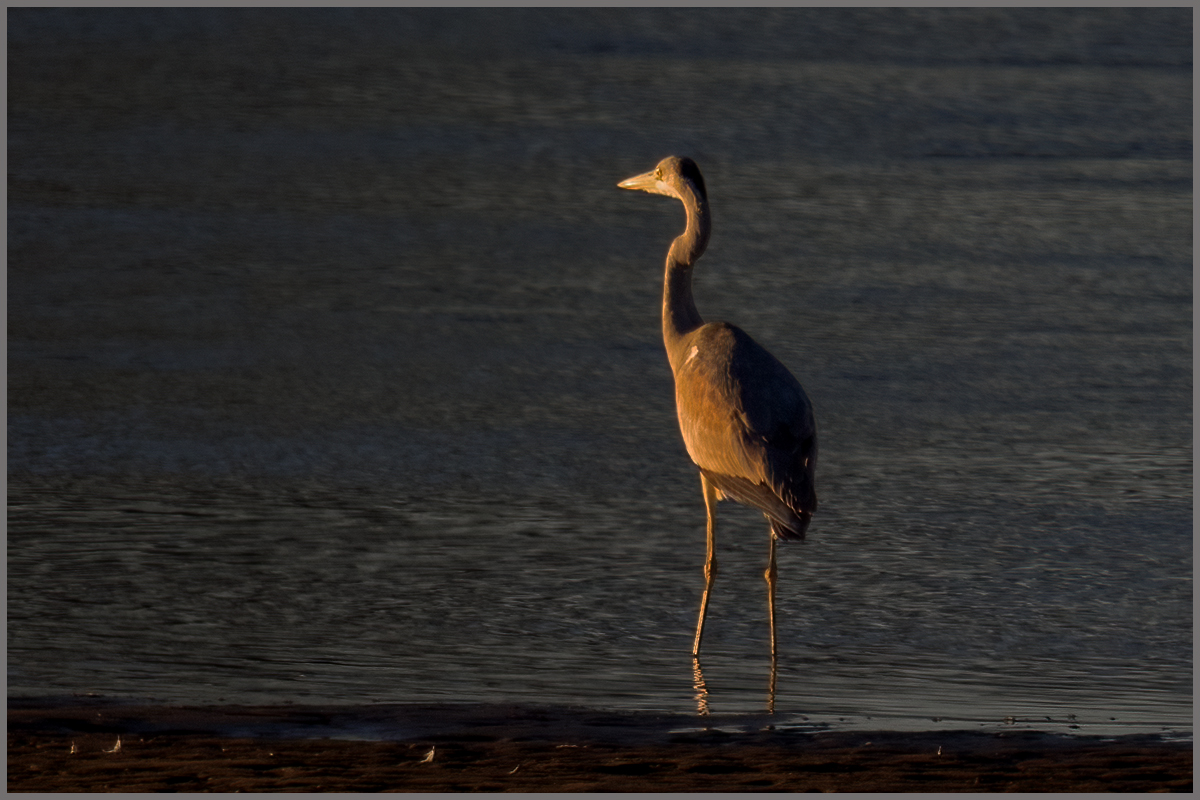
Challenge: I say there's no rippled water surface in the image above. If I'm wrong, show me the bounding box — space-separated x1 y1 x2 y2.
8 9 1192 736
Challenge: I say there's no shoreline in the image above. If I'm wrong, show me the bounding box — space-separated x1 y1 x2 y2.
9 699 1192 792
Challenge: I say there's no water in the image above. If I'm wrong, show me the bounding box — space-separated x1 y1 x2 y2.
8 9 1192 737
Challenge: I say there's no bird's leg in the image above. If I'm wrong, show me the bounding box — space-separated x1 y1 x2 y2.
765 530 778 657
692 473 719 656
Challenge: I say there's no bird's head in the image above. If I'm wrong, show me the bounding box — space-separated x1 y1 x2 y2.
618 156 707 203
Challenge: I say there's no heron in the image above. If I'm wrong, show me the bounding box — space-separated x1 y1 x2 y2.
618 156 818 658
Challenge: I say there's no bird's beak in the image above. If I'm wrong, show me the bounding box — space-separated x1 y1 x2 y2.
618 169 674 198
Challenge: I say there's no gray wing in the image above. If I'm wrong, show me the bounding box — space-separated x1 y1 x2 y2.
673 322 818 535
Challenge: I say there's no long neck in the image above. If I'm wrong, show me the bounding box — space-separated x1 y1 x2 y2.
662 182 711 370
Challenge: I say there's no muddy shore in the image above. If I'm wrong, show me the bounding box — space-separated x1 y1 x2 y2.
9 701 1192 792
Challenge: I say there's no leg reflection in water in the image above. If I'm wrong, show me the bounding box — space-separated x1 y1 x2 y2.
692 657 709 716
767 654 777 715
691 656 778 716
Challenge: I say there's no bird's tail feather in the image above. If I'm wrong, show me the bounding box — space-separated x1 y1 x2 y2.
701 469 810 541
769 515 807 542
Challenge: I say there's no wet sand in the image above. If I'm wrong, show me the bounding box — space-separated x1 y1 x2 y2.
9 701 1192 792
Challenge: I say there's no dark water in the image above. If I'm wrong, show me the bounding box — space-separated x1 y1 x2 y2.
8 9 1192 737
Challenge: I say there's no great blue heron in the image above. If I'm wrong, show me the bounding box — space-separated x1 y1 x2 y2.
618 156 818 657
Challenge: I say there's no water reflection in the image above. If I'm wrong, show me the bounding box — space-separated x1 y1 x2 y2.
692 657 709 716
767 654 777 716
692 656 778 717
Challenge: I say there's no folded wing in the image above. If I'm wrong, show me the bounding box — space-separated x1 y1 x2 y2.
673 322 818 540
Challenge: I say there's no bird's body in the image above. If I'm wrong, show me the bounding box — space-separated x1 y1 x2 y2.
619 156 818 656
672 320 816 542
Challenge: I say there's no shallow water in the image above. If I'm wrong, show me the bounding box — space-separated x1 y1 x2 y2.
8 9 1192 737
